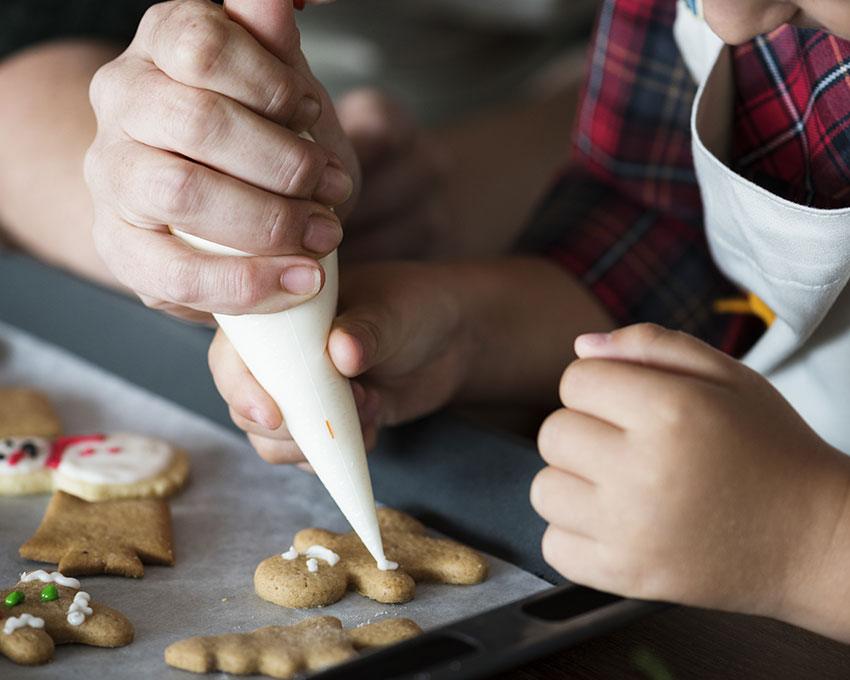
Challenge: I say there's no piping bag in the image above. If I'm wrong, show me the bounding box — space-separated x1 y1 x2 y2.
170 0 393 569
172 227 394 570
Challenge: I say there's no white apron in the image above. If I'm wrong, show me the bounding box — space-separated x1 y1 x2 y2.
674 6 850 453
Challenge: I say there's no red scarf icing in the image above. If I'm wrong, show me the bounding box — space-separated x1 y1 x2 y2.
45 434 106 469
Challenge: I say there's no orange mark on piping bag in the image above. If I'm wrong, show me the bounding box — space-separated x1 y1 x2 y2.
326 420 335 439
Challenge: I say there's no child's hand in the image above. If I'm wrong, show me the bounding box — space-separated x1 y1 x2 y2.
531 323 850 630
208 261 472 465
84 0 358 321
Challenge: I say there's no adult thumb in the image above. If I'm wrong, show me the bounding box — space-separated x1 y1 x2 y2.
223 0 301 64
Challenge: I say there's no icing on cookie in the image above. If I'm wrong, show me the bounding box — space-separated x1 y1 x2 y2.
281 544 342 569
376 558 398 571
4 613 45 635
20 570 81 589
303 545 340 566
55 432 174 484
0 437 50 475
67 591 92 626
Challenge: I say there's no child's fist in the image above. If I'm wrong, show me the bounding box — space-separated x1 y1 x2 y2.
531 323 850 632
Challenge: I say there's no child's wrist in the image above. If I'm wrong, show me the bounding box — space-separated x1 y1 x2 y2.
774 445 850 640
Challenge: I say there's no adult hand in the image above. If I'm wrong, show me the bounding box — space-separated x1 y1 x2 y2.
531 323 850 623
85 0 359 322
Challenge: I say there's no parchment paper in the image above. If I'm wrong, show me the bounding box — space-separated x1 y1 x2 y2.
0 321 549 678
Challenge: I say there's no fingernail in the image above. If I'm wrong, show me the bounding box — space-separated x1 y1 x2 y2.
290 95 321 133
248 407 276 431
316 159 353 205
302 213 342 253
578 332 611 346
281 265 320 295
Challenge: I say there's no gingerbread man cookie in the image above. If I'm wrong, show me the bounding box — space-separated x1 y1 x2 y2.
164 615 421 678
19 490 175 578
0 570 133 665
254 507 488 608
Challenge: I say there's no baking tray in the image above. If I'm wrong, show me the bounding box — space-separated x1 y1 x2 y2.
0 251 659 677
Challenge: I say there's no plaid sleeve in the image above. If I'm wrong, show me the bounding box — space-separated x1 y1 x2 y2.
0 0 158 61
517 0 760 354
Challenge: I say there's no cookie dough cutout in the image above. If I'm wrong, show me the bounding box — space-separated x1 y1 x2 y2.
19 490 175 578
255 507 488 608
52 432 190 501
164 615 421 678
0 387 62 496
0 570 133 666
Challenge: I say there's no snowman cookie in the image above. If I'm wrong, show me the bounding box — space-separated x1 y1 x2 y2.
0 387 62 496
0 437 54 495
0 388 189 500
0 431 189 500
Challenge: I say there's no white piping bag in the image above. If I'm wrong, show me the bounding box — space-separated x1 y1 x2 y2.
171 230 393 570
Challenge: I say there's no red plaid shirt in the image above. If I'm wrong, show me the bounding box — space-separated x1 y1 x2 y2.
519 0 850 356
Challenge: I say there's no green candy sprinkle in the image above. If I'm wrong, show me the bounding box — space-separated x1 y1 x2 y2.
4 590 25 607
40 584 59 602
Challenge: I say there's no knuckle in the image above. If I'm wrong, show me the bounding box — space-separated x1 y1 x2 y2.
220 259 267 309
149 162 202 219
623 322 667 351
258 201 294 252
171 8 230 81
82 143 103 190
87 62 112 110
175 88 227 151
163 253 203 306
273 143 325 197
264 76 298 121
537 411 565 457
559 358 590 400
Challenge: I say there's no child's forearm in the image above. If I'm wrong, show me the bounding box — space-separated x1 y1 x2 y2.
0 40 124 289
443 256 614 408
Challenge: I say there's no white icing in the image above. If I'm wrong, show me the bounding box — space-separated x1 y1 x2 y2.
281 546 299 560
4 613 45 635
303 545 340 566
20 570 81 589
306 558 319 572
0 437 50 475
56 432 174 484
66 591 92 626
377 558 399 571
